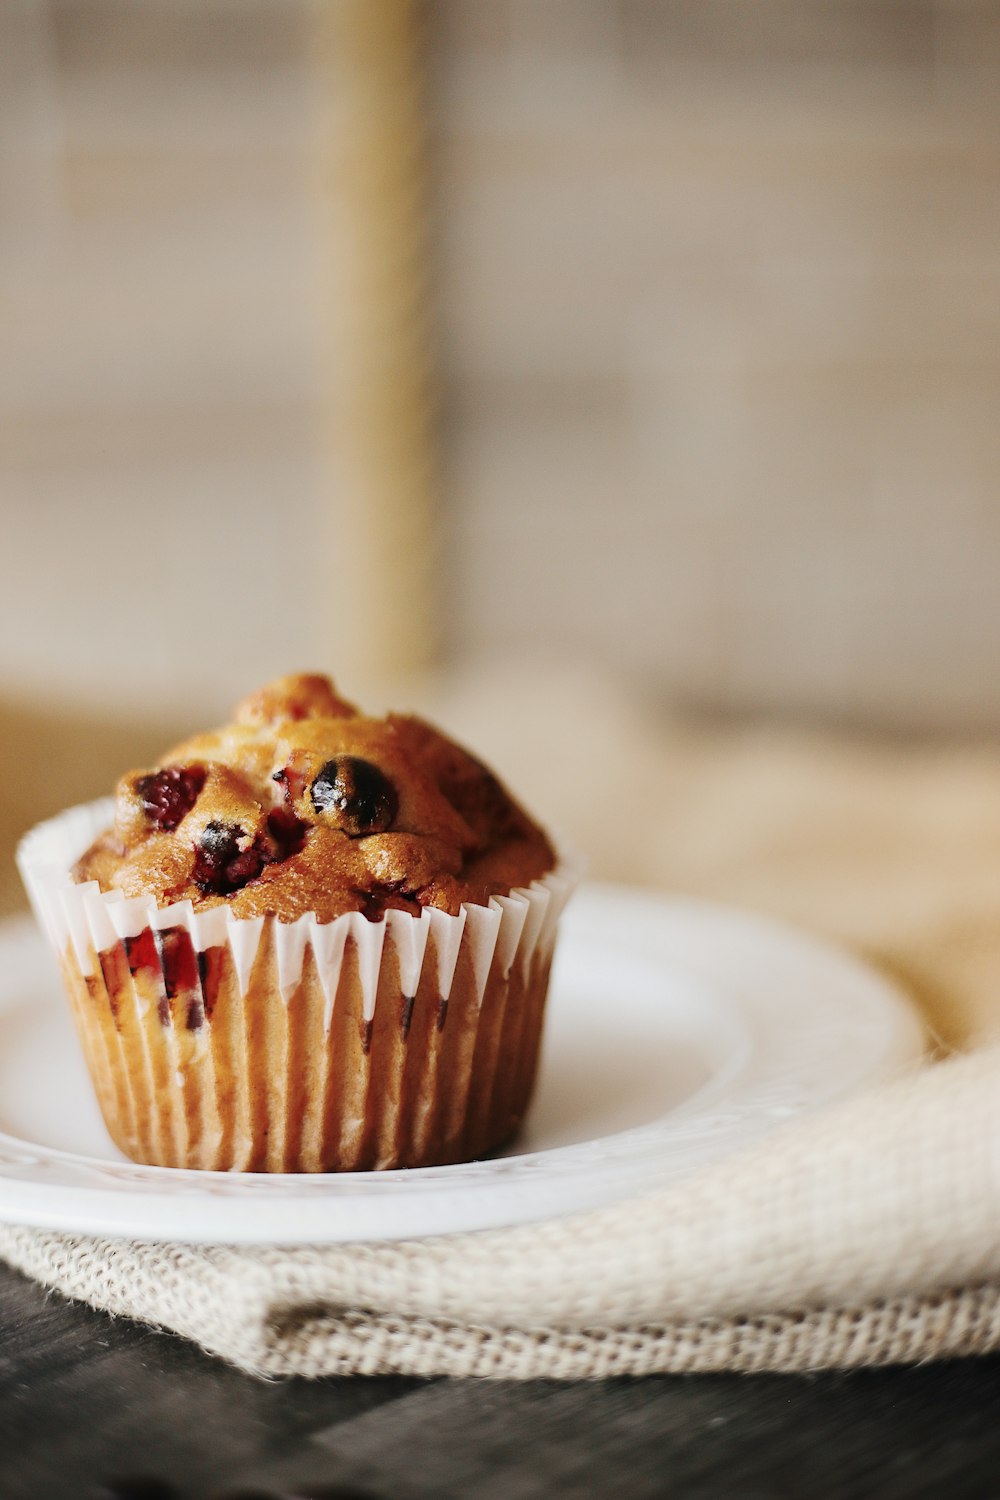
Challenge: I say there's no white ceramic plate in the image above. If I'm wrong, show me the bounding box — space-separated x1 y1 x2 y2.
0 886 923 1244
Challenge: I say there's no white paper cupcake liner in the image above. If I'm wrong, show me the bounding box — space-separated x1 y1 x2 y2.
17 799 581 1172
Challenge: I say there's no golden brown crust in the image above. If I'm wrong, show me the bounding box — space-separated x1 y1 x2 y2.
75 673 555 922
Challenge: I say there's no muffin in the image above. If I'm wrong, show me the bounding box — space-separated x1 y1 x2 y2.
17 673 577 1173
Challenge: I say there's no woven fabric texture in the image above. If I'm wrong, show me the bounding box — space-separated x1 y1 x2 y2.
3 1224 1000 1378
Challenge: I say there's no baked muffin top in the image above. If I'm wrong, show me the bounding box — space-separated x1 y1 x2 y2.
75 673 555 923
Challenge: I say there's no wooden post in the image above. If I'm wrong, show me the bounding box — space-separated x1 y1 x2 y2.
313 0 438 690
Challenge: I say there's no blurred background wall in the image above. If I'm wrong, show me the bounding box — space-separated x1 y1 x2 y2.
1 0 324 719
1 0 999 749
432 0 1000 732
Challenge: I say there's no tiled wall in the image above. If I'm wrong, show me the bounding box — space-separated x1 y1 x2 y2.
432 1 1000 729
2 1 999 729
0 1 325 717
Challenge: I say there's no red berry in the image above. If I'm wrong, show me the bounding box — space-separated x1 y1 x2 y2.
265 805 308 858
136 766 206 832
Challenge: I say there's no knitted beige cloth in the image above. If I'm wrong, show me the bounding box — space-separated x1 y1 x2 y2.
4 669 1000 1377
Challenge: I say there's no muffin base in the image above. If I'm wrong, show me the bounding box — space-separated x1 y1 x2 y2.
21 798 576 1173
56 912 556 1173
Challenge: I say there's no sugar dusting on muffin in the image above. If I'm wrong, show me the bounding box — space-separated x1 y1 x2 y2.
75 673 555 923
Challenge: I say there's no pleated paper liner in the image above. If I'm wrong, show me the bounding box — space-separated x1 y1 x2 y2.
18 799 580 1172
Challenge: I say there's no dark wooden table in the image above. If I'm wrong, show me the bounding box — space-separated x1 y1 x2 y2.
2 1262 997 1500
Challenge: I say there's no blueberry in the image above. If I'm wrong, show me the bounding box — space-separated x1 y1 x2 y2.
136 765 206 831
310 756 398 836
